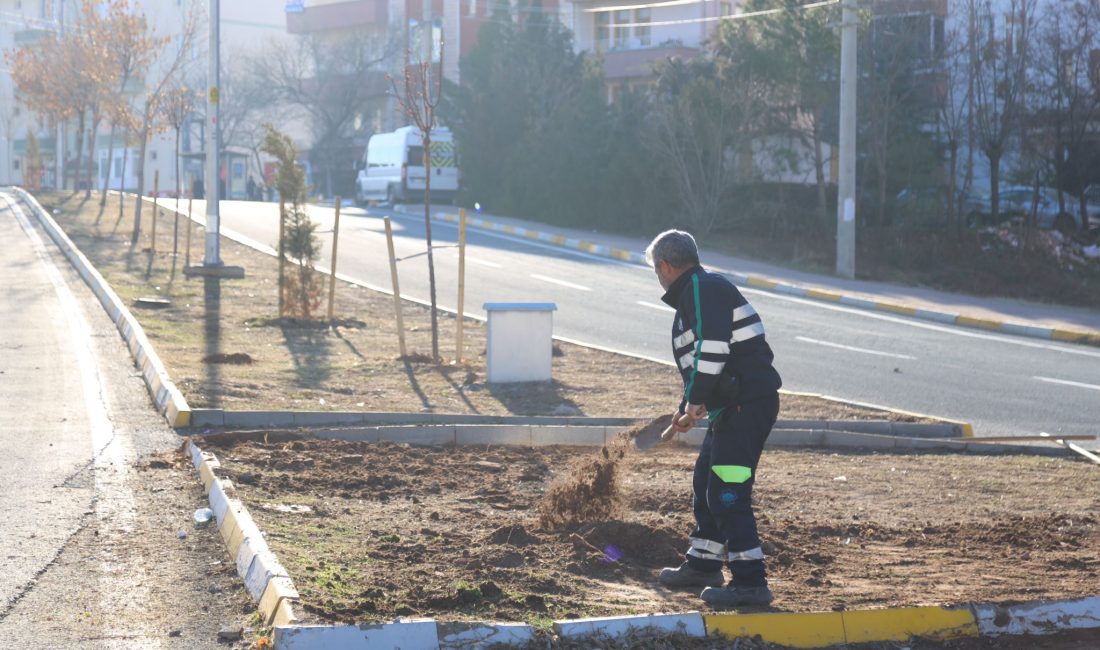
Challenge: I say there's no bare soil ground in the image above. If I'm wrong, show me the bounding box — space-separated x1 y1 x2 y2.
195 433 1100 642
36 191 938 423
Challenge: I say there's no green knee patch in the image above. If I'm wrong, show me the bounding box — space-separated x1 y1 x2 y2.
712 465 752 483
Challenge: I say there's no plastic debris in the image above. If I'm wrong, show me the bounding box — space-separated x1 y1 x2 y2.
177 530 188 539
193 507 214 526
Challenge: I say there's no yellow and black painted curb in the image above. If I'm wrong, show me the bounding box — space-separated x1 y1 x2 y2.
9 188 191 427
401 207 1100 349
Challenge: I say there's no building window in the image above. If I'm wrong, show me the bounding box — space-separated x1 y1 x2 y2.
596 11 611 51
721 2 733 16
13 159 20 170
635 8 650 47
468 0 477 17
613 10 630 49
596 8 652 51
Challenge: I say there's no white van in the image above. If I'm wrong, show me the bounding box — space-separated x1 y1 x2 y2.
355 126 459 206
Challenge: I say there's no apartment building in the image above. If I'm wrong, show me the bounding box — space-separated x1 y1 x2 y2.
562 0 737 101
0 0 287 194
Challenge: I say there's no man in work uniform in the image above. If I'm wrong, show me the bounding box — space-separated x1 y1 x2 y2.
646 229 782 608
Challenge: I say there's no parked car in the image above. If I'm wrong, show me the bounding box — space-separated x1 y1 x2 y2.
355 126 458 206
893 187 991 225
996 186 1083 233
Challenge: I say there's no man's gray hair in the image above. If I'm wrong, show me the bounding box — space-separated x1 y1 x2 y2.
645 229 699 269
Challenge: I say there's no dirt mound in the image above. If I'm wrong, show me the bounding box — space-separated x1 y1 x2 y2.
537 415 670 530
486 524 541 547
571 520 683 568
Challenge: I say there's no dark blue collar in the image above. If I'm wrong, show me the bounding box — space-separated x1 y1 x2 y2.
660 264 702 308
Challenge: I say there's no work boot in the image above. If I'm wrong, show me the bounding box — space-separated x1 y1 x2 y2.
658 562 725 589
700 583 775 608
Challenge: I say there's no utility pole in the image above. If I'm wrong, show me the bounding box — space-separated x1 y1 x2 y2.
835 0 857 279
55 1 65 191
204 0 222 266
423 0 433 63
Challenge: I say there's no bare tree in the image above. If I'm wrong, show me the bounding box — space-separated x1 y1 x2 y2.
251 28 400 199
647 57 769 235
1029 0 1100 228
389 25 445 361
936 19 974 235
99 1 157 206
971 0 1039 223
131 8 199 245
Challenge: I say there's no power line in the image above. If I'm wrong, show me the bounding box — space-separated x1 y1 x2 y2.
608 0 840 29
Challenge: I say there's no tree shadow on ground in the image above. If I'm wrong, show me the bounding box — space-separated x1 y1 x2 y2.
280 322 334 388
436 364 479 414
487 380 585 416
401 358 432 411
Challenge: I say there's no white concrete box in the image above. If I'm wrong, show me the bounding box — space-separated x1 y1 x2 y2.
484 302 556 383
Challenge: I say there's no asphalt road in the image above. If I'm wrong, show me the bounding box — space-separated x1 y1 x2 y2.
188 199 1100 437
0 194 252 647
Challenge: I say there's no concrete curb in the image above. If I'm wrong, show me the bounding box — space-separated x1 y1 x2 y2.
188 410 966 438
193 424 1072 458
402 206 1100 348
9 188 191 426
186 439 302 629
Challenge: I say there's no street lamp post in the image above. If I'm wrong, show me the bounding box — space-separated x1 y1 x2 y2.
204 0 222 267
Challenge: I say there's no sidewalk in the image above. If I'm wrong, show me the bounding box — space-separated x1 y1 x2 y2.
393 203 1100 345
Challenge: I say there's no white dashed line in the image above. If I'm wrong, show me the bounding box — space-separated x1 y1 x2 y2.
795 336 916 360
1033 376 1100 392
465 256 502 269
530 274 591 291
637 300 675 313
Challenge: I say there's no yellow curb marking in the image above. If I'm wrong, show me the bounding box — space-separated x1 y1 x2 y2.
805 289 842 301
219 503 241 548
501 225 516 235
876 302 918 316
1051 329 1095 343
225 508 258 558
259 576 301 625
705 612 846 648
271 599 299 627
746 276 778 289
956 315 1003 330
842 606 978 643
199 459 221 493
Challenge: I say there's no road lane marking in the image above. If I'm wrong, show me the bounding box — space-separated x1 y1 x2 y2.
795 336 917 360
742 287 1100 359
1034 376 1100 392
530 274 592 291
466 256 502 269
637 300 675 313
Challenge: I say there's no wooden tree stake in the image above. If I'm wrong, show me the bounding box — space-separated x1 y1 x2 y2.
384 216 407 358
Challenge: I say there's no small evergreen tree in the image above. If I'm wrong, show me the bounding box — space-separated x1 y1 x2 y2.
261 124 322 319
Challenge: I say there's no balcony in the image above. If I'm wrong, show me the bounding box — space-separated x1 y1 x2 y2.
286 0 388 35
601 43 700 81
